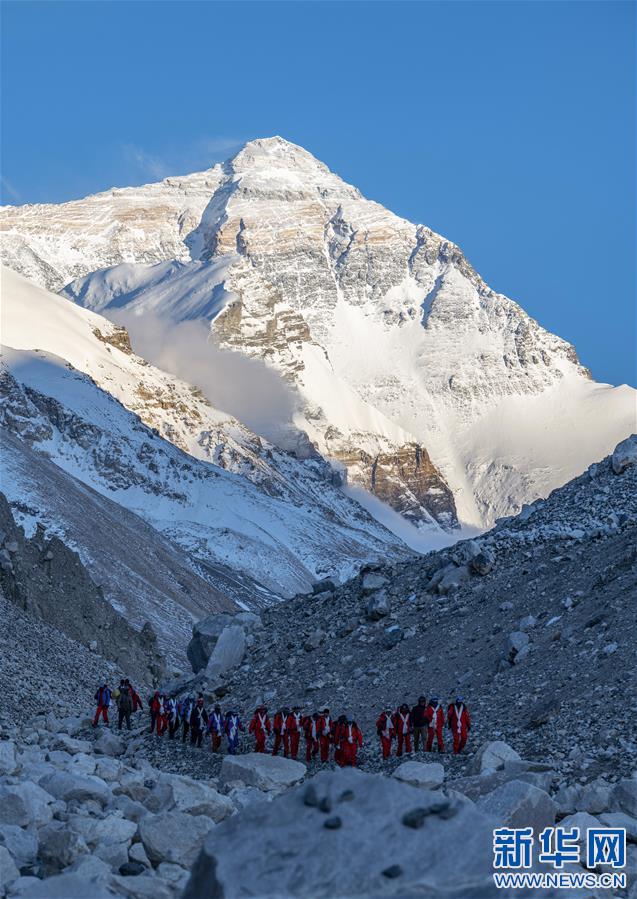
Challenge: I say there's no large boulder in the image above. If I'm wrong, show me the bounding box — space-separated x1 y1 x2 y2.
187 612 260 674
365 591 390 621
612 434 637 474
0 845 19 894
37 822 89 873
0 782 54 828
67 813 138 847
392 761 444 790
477 779 557 833
468 740 521 775
12 872 115 898
555 777 614 816
183 768 504 898
0 741 17 775
0 824 38 869
93 731 125 758
221 754 306 792
150 773 234 822
361 572 389 594
138 811 215 866
39 771 112 806
205 625 246 679
611 779 637 817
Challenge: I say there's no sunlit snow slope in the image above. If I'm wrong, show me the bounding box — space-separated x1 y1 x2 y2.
0 267 408 618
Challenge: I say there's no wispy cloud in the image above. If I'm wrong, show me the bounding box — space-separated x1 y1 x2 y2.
121 144 171 180
119 135 245 183
0 175 22 203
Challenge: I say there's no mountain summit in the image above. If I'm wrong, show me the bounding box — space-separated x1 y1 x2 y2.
2 137 634 532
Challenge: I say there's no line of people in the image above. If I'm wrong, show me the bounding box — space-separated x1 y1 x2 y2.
376 696 471 758
92 684 471 765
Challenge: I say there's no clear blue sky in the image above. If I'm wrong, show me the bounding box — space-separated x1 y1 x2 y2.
2 1 635 387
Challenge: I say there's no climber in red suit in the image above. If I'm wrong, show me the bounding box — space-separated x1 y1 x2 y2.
447 697 471 754
272 708 289 757
393 703 413 756
376 708 395 760
303 712 321 763
248 705 271 753
334 716 363 767
286 707 303 760
426 697 445 752
318 708 333 762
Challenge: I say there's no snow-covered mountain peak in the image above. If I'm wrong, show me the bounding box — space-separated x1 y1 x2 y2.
3 140 635 534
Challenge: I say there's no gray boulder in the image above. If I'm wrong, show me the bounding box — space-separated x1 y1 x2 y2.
13 871 115 898
37 822 89 873
469 740 521 775
94 731 125 758
0 741 17 775
0 845 19 894
477 779 557 833
187 614 236 673
221 754 306 792
183 768 504 898
361 572 389 594
611 779 637 817
205 625 246 679
150 772 234 822
612 434 637 474
436 563 471 595
0 824 38 869
365 591 390 621
40 771 112 806
470 549 495 576
392 761 444 790
312 579 336 595
600 811 637 842
139 811 215 866
0 782 54 828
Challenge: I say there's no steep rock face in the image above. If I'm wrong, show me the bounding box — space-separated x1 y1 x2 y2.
331 442 457 528
0 493 164 685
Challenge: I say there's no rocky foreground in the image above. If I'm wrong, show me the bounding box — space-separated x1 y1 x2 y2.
1 712 637 899
0 439 636 898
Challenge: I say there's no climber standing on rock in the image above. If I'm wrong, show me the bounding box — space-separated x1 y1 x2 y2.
447 697 471 754
272 707 289 757
190 694 208 748
376 707 395 760
411 696 430 753
225 710 244 754
318 708 333 763
249 705 271 753
208 704 225 752
93 682 111 727
334 716 363 767
426 696 445 753
393 703 413 756
116 682 133 731
126 679 143 713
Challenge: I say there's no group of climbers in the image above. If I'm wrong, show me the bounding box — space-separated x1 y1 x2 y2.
376 696 471 758
92 680 142 730
92 685 470 764
250 706 364 767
